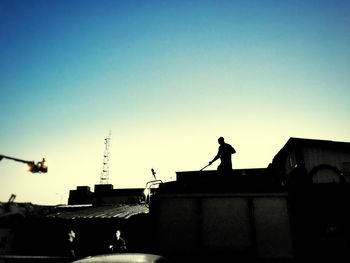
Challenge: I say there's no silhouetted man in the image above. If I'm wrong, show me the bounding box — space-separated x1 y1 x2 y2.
109 229 127 253
66 229 78 258
209 137 236 174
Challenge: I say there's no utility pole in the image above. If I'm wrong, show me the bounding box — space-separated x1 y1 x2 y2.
100 131 111 184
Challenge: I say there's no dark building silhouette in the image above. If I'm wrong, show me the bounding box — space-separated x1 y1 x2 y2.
149 137 350 262
68 184 145 206
271 137 350 185
2 137 350 262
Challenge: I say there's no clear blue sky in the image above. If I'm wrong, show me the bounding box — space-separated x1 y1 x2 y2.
1 0 350 205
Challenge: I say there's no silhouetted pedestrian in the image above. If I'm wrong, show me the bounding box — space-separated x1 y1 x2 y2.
109 229 127 253
66 229 78 258
209 137 236 174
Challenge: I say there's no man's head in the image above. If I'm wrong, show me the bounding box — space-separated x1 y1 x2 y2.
68 230 76 239
116 229 121 239
218 137 225 145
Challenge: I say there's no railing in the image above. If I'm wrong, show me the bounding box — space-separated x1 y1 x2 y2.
144 180 163 208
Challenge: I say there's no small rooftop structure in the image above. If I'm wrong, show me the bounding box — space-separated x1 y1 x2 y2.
271 137 350 185
68 184 145 206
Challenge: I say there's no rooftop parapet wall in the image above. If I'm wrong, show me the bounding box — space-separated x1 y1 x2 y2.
158 168 281 194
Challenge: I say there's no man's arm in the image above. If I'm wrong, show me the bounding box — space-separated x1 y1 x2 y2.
209 151 220 165
231 145 236 154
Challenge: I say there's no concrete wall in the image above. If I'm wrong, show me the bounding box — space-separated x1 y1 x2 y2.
151 193 294 261
303 146 350 182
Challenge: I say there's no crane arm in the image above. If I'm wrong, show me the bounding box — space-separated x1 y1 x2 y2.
0 154 47 173
0 154 32 164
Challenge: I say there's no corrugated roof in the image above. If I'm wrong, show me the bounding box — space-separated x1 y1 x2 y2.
46 204 149 220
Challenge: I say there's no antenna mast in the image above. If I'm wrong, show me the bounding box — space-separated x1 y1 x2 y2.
100 131 111 184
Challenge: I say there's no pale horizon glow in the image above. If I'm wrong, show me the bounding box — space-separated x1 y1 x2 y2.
1 0 350 205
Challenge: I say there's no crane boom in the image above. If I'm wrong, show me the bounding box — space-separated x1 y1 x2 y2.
0 154 47 173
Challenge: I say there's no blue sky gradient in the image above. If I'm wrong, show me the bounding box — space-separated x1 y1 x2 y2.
1 0 350 204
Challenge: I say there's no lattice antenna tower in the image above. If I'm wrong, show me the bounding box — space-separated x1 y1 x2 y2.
100 131 111 184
